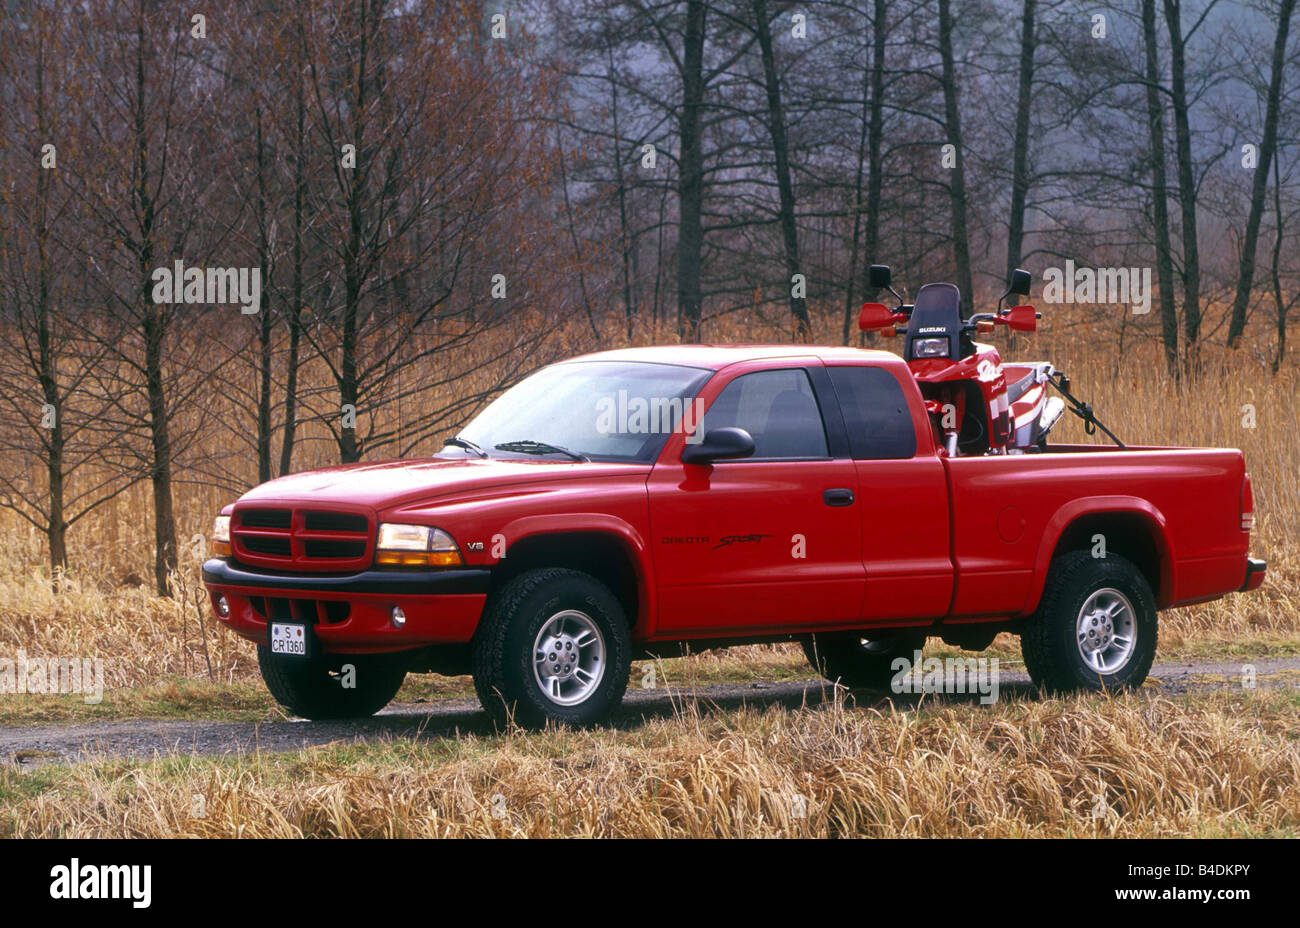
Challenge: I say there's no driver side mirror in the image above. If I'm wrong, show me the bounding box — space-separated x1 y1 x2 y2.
681 427 755 465
868 264 892 289
1008 268 1032 297
1004 304 1038 332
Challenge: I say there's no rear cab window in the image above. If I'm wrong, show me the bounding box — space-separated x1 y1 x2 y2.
826 366 917 459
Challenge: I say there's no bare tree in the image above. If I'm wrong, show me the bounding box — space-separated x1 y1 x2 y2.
936 0 975 305
1162 0 1212 369
1143 0 1182 376
1227 0 1295 348
0 2 138 576
751 0 812 341
1005 0 1037 282
297 0 573 463
57 0 231 593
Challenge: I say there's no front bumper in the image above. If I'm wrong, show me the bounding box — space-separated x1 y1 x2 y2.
1239 556 1267 593
201 558 490 653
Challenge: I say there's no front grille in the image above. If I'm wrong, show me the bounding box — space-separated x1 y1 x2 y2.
303 539 366 559
249 597 351 625
231 506 373 571
243 536 292 557
241 508 292 529
303 511 368 533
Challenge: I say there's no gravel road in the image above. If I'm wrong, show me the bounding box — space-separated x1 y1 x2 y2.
2 657 1296 768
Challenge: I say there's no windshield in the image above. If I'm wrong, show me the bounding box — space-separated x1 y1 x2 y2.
449 360 712 463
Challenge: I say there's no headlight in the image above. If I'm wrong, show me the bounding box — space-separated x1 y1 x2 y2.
913 337 950 359
375 523 463 567
212 515 231 557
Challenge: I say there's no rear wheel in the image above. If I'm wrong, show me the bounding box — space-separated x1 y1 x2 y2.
472 568 631 728
802 631 926 689
257 647 408 720
1021 550 1157 692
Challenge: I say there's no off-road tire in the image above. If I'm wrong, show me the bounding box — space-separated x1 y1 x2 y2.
257 646 407 720
1021 550 1157 693
472 568 631 729
802 630 927 689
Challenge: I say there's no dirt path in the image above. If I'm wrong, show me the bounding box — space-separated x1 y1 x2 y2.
2 658 1296 768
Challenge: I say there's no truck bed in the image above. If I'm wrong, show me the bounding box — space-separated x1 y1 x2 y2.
944 444 1249 619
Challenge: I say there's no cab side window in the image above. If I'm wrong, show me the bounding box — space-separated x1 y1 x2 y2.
700 369 829 460
827 366 917 459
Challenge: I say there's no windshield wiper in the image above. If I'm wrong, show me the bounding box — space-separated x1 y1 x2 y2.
443 436 488 459
494 440 589 462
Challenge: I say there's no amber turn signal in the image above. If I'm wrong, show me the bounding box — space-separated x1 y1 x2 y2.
374 550 463 567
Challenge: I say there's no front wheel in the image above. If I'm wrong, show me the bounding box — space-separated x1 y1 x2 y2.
472 568 631 729
1021 550 1157 692
257 647 408 720
802 631 926 689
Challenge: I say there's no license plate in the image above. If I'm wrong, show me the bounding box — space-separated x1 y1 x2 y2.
270 622 308 656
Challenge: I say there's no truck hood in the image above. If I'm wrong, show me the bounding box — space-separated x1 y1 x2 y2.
235 457 650 512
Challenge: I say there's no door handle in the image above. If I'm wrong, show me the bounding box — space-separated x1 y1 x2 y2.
823 487 855 507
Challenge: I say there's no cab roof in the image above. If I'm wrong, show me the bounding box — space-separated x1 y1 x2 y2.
566 344 902 371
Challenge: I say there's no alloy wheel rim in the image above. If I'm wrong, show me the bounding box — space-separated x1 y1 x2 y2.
1075 587 1137 674
533 610 606 706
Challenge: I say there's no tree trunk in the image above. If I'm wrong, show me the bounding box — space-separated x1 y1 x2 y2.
1163 0 1202 371
133 17 177 594
676 0 706 342
38 242 67 576
754 0 811 342
143 300 177 595
340 255 360 463
937 0 974 307
338 11 366 464
33 67 67 576
860 0 888 347
254 109 273 484
608 41 637 340
279 71 306 477
38 241 68 576
1227 0 1294 348
1142 0 1180 378
1006 0 1036 282
1270 152 1289 374
841 17 874 345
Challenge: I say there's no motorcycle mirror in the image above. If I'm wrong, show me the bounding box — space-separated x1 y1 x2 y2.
868 265 892 290
1005 304 1037 332
859 302 896 330
1008 268 1032 297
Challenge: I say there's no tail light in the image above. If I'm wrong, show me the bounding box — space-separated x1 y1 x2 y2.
1241 473 1255 532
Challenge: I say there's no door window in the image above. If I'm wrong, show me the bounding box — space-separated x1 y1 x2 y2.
699 369 829 460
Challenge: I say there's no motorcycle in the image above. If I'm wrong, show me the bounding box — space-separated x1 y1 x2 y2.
857 265 1119 456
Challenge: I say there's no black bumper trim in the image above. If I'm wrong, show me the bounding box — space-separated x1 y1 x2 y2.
1239 557 1267 592
201 559 490 595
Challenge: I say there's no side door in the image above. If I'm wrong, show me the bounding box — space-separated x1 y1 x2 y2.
825 363 954 622
647 361 865 636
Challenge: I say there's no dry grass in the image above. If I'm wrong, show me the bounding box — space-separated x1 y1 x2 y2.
1 306 1297 838
0 304 1295 693
4 689 1298 837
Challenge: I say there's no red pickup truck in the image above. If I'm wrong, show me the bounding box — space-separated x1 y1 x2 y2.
202 345 1265 727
